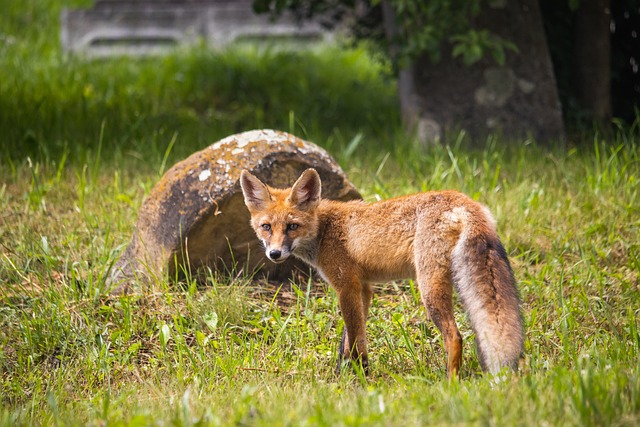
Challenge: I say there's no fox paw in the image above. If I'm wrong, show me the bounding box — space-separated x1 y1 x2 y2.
336 330 369 375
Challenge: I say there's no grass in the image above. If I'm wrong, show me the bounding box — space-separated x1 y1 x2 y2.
2 137 639 426
1 1 640 426
0 0 397 166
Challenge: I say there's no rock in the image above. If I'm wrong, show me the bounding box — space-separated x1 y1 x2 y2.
109 129 361 293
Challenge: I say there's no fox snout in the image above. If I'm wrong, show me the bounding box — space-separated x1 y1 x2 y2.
269 249 283 260
264 242 292 263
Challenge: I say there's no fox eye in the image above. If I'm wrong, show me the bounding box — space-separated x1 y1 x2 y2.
261 224 271 231
287 223 299 231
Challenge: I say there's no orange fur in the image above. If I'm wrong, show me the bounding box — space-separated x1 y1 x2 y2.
240 168 523 377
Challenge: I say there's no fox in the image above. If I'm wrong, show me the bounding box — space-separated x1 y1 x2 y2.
240 168 524 378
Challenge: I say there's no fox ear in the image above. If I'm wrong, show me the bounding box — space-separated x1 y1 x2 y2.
288 168 321 211
240 170 271 211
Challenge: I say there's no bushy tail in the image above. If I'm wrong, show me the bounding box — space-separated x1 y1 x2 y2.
451 212 524 374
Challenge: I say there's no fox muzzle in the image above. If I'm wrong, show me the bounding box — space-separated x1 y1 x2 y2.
265 245 291 263
269 249 282 260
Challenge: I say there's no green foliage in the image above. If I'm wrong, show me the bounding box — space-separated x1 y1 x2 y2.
253 0 519 67
385 0 482 64
0 0 398 165
451 29 519 66
0 43 398 165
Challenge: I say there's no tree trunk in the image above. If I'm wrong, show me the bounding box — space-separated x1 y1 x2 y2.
381 1 422 134
397 0 565 144
574 0 612 125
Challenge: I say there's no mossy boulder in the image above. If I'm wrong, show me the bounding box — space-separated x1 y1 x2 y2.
109 129 361 293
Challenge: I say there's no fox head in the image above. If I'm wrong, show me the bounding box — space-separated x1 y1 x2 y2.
240 168 321 264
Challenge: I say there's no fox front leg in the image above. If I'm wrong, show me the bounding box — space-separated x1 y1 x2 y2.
335 282 373 375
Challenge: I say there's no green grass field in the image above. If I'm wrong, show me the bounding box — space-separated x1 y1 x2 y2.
1 1 639 425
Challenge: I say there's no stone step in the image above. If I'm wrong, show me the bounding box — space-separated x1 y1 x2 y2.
61 0 333 57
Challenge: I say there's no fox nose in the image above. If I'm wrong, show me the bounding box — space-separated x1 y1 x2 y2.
269 249 282 260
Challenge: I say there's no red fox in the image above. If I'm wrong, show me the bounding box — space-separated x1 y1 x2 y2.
240 168 523 377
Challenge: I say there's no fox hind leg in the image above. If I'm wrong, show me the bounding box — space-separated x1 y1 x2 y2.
416 266 463 379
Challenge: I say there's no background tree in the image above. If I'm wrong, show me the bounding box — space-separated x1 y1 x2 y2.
255 0 565 143
255 0 640 142
574 0 612 125
542 0 640 129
